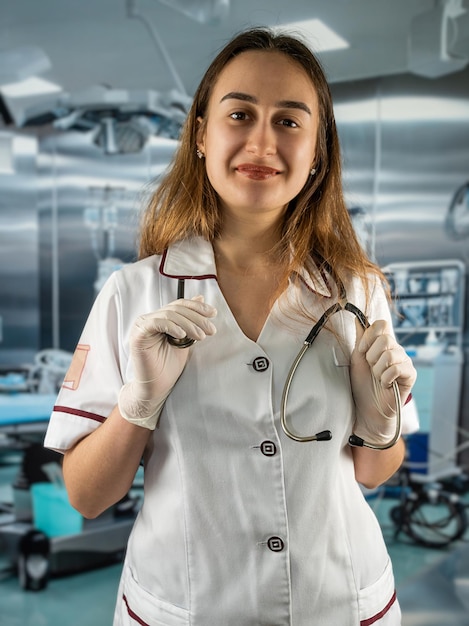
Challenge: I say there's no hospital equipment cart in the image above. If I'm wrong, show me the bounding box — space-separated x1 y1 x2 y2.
383 259 465 480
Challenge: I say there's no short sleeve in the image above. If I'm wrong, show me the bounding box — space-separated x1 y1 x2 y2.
44 273 126 453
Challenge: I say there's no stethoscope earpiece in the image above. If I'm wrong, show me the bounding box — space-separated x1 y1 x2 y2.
348 434 364 447
315 430 333 442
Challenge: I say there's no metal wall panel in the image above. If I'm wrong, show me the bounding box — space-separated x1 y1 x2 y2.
0 133 39 367
332 67 469 465
37 132 177 353
333 70 469 266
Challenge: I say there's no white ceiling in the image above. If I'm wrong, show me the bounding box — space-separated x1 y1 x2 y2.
1 0 441 100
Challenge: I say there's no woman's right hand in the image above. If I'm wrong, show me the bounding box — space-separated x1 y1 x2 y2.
118 296 217 429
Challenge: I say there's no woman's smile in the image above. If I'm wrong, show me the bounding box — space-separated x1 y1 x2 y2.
235 163 281 180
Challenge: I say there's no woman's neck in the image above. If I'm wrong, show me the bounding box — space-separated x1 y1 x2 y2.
213 215 283 274
211 219 289 342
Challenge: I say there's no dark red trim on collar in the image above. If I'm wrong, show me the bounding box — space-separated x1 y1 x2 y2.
318 264 333 295
53 405 106 423
296 272 333 297
159 249 217 281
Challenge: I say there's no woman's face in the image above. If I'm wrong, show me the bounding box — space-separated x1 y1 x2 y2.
197 50 319 224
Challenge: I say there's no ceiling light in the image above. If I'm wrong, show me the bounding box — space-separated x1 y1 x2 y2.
0 77 62 98
334 96 469 123
278 19 349 52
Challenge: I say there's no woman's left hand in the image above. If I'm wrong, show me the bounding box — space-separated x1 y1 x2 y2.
350 318 417 444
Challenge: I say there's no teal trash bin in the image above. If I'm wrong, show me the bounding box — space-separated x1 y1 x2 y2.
31 483 83 537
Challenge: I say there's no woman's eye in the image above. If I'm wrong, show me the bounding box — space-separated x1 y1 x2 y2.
230 111 247 121
278 118 298 128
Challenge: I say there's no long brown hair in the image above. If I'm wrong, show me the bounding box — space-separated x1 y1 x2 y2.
139 27 385 298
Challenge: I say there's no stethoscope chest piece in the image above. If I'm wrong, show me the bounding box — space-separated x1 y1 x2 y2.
166 335 197 348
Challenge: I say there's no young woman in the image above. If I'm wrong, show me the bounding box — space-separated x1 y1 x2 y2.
45 28 418 625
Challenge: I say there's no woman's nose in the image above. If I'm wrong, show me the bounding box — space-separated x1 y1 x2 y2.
246 121 276 157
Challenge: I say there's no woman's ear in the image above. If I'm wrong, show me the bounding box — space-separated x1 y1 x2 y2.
196 116 205 154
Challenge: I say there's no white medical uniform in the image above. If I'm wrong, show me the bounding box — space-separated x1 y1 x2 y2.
45 236 418 626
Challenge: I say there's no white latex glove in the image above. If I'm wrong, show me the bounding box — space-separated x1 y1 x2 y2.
350 318 416 445
118 295 217 429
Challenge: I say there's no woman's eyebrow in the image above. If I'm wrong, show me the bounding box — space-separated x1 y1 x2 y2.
220 91 256 104
277 100 311 115
220 92 311 115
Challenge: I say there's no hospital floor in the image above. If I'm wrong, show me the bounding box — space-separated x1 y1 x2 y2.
0 451 469 626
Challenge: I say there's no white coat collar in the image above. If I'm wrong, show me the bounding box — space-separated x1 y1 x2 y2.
159 237 217 280
159 237 331 297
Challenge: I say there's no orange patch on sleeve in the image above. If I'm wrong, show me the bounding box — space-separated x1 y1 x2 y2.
62 344 90 391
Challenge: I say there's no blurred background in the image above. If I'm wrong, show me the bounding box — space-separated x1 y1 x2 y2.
0 1 468 624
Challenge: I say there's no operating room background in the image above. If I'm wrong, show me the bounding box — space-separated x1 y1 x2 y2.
1 62 468 467
0 2 469 622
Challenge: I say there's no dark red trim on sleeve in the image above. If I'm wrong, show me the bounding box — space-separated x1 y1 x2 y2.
360 590 397 625
404 393 413 405
53 405 106 423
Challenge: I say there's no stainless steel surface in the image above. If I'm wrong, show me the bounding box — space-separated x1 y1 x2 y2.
0 133 39 367
333 70 469 267
37 131 177 353
331 66 469 467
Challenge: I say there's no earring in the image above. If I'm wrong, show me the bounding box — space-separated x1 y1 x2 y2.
196 149 204 159
310 166 316 176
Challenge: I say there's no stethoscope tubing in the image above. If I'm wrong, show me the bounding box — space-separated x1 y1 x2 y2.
167 274 402 450
280 295 402 450
166 279 198 348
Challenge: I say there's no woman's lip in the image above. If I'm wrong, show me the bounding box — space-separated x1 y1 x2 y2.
235 164 281 179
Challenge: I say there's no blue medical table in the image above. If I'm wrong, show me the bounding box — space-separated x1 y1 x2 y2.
0 393 56 441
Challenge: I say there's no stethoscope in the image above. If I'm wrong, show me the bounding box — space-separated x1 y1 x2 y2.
166 279 200 349
166 274 402 451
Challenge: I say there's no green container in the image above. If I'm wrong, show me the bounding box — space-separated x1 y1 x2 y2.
31 483 83 537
